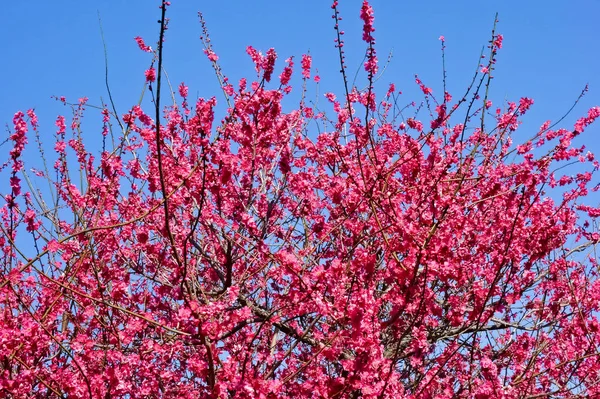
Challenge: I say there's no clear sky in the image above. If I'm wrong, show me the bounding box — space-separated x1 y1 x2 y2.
2 0 599 178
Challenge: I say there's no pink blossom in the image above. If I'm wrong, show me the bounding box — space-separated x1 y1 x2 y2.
178 82 188 98
360 1 375 43
9 111 28 164
203 48 219 62
224 84 235 96
415 76 432 95
279 57 294 86
9 176 21 196
134 36 153 52
518 97 534 113
407 117 424 131
386 83 395 97
46 239 60 253
263 48 277 82
145 67 156 83
54 141 66 153
494 33 504 49
24 209 39 232
246 45 262 73
301 54 312 79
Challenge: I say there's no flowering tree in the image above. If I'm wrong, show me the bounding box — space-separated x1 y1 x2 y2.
2 1 600 398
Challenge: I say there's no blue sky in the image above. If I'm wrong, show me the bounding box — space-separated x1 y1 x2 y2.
2 0 599 178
